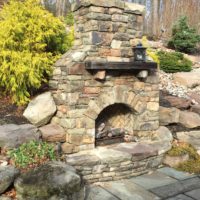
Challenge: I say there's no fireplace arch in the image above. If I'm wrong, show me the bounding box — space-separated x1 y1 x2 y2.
95 103 136 146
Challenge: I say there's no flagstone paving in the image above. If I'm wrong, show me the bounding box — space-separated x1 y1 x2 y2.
86 167 200 200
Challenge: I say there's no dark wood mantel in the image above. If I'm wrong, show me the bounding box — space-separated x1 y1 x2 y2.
85 61 158 70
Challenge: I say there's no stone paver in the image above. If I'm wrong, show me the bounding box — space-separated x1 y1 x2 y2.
85 186 119 200
150 177 200 199
130 171 177 189
185 189 200 200
166 194 194 200
101 180 160 200
86 167 200 200
157 167 196 180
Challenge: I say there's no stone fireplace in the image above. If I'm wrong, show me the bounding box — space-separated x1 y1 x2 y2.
50 0 159 154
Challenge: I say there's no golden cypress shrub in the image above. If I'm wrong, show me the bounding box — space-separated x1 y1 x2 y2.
0 0 70 105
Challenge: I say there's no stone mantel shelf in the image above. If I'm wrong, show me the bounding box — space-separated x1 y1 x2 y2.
85 61 158 71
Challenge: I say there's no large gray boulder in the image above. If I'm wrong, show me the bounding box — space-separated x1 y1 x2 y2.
14 161 85 200
152 126 173 155
159 106 180 126
177 131 200 150
173 69 200 88
0 124 40 148
23 92 56 127
179 111 200 128
0 166 19 194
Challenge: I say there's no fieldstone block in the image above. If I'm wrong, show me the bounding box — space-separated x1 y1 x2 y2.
89 6 106 13
39 124 66 142
90 31 113 46
125 2 145 14
113 33 130 41
112 14 128 22
109 8 123 15
60 118 76 129
62 143 77 154
86 13 111 21
147 102 159 112
23 92 57 127
72 0 125 12
72 52 86 62
68 63 85 75
66 153 100 166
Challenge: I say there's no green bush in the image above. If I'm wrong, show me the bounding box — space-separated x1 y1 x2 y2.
0 0 71 105
8 141 56 168
157 51 192 73
168 16 200 53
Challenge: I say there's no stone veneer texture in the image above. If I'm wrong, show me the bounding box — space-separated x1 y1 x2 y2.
50 0 159 154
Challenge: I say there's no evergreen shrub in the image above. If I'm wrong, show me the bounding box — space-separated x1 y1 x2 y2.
168 16 200 53
0 0 71 105
157 51 192 73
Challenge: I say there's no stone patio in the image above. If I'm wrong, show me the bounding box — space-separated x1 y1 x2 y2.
85 167 200 200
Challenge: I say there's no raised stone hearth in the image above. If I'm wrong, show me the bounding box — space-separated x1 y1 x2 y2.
50 0 160 154
66 141 164 184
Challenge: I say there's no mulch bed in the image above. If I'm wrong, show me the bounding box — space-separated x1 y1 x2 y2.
0 95 28 125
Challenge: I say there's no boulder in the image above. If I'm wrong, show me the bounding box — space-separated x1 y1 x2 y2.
0 166 19 194
153 126 173 143
188 92 200 104
163 96 191 110
159 106 180 125
177 131 200 150
150 126 173 155
190 104 200 115
23 92 57 127
39 124 66 142
14 161 85 200
163 154 189 167
179 111 200 128
0 124 40 148
173 69 200 88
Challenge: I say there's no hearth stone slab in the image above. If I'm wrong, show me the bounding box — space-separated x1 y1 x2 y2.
93 148 132 164
130 171 177 189
113 143 158 160
100 180 161 200
65 142 165 184
66 153 100 166
157 167 196 180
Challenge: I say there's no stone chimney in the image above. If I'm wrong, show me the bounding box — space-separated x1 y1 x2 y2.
50 0 159 154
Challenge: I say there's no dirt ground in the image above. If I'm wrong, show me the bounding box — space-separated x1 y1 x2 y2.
0 95 28 125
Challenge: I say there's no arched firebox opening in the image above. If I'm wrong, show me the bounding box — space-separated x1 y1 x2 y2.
95 103 135 146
